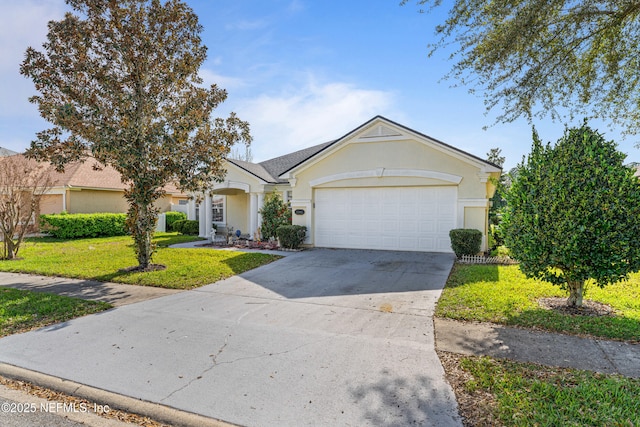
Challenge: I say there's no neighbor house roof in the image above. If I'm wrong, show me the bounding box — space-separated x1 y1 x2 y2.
0 146 18 157
1 154 184 195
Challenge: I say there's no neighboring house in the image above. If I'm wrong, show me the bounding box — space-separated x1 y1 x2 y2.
0 146 18 157
1 154 187 215
190 116 502 253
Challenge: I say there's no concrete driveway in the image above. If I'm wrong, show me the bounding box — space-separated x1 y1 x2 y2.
0 249 461 426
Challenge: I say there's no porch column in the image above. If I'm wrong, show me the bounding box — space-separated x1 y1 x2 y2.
187 198 196 221
204 192 213 239
198 194 206 238
257 192 265 229
249 193 258 237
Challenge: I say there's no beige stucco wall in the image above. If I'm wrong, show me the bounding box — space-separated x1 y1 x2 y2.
39 194 64 215
66 189 128 213
288 135 499 250
225 193 249 233
62 189 176 214
220 163 268 193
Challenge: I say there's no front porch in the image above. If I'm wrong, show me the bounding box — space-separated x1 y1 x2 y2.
186 181 291 241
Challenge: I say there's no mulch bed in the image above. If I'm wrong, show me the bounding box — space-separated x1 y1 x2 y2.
538 297 617 317
437 351 502 427
197 241 280 251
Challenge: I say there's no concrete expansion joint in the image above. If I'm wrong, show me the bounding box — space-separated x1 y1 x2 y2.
594 339 620 372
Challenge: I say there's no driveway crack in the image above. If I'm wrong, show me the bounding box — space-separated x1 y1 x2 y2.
159 334 332 403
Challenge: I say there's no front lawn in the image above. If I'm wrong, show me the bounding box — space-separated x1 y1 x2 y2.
0 288 111 337
438 264 640 341
443 352 640 427
0 233 281 289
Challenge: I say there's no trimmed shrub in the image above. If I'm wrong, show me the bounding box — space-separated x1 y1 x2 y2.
276 225 306 249
165 211 187 231
449 228 482 257
172 219 199 235
40 213 127 239
260 192 291 240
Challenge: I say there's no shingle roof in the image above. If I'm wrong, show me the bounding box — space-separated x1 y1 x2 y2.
1 154 184 195
228 140 336 183
226 116 502 184
0 146 18 157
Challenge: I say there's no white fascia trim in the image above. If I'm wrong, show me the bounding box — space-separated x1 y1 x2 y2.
458 198 490 208
308 169 463 187
225 161 270 185
211 181 251 193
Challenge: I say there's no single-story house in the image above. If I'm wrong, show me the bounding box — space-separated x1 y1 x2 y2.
1 154 188 215
189 116 502 253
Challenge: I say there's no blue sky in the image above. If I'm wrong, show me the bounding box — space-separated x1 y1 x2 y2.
1 0 637 169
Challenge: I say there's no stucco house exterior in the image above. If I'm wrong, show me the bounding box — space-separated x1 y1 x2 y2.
0 154 187 215
189 116 502 253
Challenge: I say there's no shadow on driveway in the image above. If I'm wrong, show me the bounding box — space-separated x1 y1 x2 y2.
229 248 456 299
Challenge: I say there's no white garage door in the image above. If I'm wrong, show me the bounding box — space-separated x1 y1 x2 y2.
314 186 457 252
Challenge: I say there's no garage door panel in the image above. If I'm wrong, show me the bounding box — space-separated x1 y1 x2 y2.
315 186 457 253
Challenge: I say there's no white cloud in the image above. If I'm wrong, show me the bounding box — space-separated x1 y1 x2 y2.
199 68 246 91
237 79 400 161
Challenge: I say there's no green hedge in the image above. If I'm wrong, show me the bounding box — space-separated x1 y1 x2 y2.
40 213 127 239
449 228 482 257
276 225 306 249
165 211 187 231
172 219 200 235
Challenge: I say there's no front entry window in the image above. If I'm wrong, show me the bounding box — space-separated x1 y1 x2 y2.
212 195 225 223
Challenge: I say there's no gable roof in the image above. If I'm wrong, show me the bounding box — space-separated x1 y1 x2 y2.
227 140 335 184
225 116 501 184
278 115 503 179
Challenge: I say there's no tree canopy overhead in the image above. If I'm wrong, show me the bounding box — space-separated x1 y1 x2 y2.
403 0 640 134
21 0 251 269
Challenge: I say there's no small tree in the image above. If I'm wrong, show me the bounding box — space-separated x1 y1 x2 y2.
0 156 51 260
502 124 640 307
259 192 291 240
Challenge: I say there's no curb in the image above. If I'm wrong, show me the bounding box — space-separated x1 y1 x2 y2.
0 363 240 427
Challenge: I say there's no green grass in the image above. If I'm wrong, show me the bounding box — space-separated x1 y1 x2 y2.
0 288 111 337
438 264 640 341
460 355 640 426
0 233 281 289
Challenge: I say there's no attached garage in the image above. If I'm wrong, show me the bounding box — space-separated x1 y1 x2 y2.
314 186 457 252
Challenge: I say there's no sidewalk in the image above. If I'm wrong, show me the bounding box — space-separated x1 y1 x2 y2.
0 272 181 307
434 317 640 378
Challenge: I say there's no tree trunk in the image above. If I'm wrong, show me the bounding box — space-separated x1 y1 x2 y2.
129 201 157 270
566 280 584 307
125 183 160 271
5 239 17 260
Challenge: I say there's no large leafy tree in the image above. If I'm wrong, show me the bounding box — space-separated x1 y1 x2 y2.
21 0 251 270
502 124 640 307
402 0 640 134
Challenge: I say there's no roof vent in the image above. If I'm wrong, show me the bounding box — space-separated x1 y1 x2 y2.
361 124 401 138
